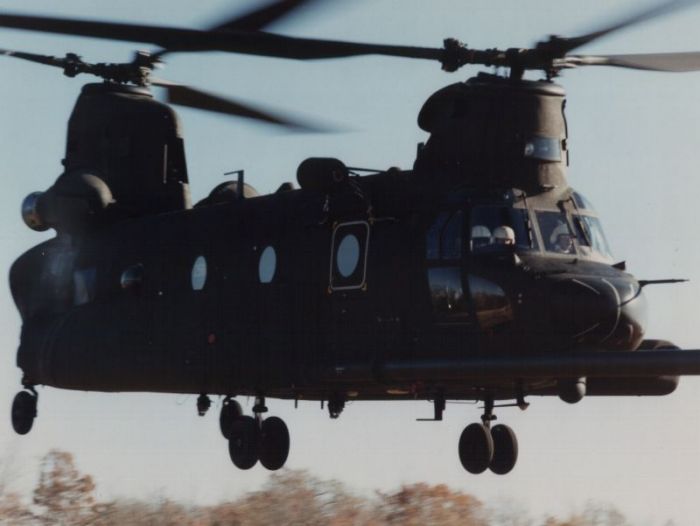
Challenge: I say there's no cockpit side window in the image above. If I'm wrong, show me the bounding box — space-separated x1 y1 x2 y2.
441 211 463 260
426 213 447 260
469 206 537 253
426 211 463 260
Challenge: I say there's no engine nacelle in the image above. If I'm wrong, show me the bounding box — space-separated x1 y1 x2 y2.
297 158 349 192
21 172 114 234
21 192 49 232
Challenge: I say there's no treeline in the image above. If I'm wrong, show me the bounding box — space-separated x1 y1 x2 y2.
0 450 642 525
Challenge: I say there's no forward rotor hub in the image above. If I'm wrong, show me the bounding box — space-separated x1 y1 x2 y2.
60 50 155 86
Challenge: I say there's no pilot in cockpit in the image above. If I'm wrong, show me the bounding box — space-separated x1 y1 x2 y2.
471 225 492 250
492 225 515 247
549 223 574 254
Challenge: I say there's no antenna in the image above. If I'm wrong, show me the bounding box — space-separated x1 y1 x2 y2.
224 169 245 200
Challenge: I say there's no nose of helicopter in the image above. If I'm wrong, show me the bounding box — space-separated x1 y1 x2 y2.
615 280 648 350
549 276 646 350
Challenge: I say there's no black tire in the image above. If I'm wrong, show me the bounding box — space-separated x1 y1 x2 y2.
219 399 243 439
259 416 290 471
489 424 518 475
458 423 494 474
228 415 259 470
11 391 36 436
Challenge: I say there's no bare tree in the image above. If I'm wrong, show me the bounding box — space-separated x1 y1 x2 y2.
375 482 488 526
0 491 33 525
540 502 630 526
0 450 653 526
32 450 97 526
220 470 375 526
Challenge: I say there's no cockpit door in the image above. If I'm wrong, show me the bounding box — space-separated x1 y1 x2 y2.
425 210 477 357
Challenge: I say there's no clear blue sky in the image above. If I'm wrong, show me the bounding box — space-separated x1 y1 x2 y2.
1 1 700 524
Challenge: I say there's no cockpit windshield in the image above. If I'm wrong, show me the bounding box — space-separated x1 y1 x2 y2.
572 191 595 211
537 211 575 255
572 215 613 262
432 198 613 262
572 192 613 261
469 206 538 254
535 209 613 262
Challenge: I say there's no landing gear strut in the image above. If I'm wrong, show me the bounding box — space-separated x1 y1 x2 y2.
328 393 345 419
226 395 290 471
11 388 37 435
196 394 211 416
458 395 518 475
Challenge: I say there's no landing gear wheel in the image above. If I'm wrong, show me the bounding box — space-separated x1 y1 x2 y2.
219 399 243 439
228 415 259 470
11 391 37 436
259 416 290 471
458 423 494 474
489 424 518 475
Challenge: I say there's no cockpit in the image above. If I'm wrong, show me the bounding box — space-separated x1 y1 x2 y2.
464 191 613 263
469 207 535 253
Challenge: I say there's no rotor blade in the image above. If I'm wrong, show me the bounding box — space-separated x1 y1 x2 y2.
538 0 700 56
212 0 316 32
151 77 328 131
566 51 700 72
0 13 209 49
0 47 67 68
151 0 317 63
0 13 445 63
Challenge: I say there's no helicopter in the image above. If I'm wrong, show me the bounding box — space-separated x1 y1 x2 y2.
4 0 700 477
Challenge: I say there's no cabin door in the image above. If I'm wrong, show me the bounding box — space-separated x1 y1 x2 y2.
157 215 218 394
328 221 372 367
186 253 218 391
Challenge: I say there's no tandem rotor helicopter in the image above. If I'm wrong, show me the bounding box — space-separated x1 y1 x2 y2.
4 0 700 476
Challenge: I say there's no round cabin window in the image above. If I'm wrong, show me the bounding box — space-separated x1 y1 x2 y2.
258 246 277 283
191 255 207 291
336 234 360 277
